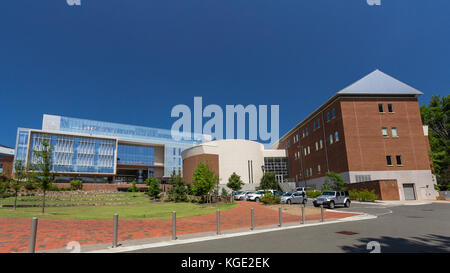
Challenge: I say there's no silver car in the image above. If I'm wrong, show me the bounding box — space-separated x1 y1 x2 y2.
281 191 307 205
236 191 254 201
313 190 351 209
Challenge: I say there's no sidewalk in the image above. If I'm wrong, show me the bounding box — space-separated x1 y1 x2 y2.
0 201 359 253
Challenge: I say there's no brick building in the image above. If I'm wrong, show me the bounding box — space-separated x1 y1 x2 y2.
274 70 437 200
0 145 15 179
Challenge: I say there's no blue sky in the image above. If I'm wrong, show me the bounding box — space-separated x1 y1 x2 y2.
0 0 449 148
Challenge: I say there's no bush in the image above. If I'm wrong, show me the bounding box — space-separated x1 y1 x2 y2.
306 190 321 198
70 180 83 190
349 189 378 202
128 181 138 192
260 192 281 205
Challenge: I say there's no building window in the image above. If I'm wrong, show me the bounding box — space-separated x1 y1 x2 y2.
0 163 3 174
332 108 336 118
307 146 310 154
327 112 330 121
315 142 319 151
317 119 320 128
306 128 309 136
329 134 333 144
388 104 394 113
392 127 398 137
302 130 305 138
320 139 323 149
386 155 393 166
317 165 321 174
378 104 384 113
304 148 307 156
310 168 313 176
382 128 388 137
396 155 402 165
313 121 316 130
335 131 339 142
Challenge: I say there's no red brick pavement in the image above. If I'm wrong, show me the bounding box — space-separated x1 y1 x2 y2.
0 201 358 253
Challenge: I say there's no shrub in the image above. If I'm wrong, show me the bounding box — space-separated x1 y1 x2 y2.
260 192 281 205
306 190 321 198
221 188 229 196
349 189 378 202
128 181 138 192
70 179 83 190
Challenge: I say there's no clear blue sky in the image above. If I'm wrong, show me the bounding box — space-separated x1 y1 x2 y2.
0 0 449 148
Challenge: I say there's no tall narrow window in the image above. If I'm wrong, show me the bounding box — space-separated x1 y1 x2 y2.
313 121 316 130
396 155 402 165
327 112 330 121
317 165 321 173
332 108 336 118
320 139 323 149
315 142 319 151
329 134 333 144
335 131 339 142
382 128 388 137
306 128 309 136
304 148 307 156
386 155 393 166
388 104 394 113
317 119 321 128
392 128 398 137
302 130 305 138
378 104 384 113
307 146 310 154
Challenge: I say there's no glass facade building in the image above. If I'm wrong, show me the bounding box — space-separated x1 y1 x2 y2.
14 114 208 182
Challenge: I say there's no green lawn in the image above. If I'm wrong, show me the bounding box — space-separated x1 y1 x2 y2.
0 192 237 220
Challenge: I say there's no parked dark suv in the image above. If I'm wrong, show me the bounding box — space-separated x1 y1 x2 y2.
312 190 351 209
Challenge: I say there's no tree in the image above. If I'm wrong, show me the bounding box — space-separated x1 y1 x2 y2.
221 188 229 196
168 171 188 202
226 172 244 194
326 172 348 190
31 135 55 214
145 177 161 199
70 179 83 190
260 172 278 191
128 180 138 192
10 160 27 210
191 161 218 202
420 95 449 185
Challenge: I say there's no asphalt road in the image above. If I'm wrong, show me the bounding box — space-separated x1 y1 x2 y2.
127 202 450 253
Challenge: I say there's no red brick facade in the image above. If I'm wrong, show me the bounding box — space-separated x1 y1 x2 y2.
0 153 14 179
182 154 219 183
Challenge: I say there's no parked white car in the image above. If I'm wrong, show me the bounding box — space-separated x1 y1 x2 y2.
233 191 250 200
246 189 275 202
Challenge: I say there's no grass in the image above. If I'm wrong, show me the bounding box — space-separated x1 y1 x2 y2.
0 192 237 220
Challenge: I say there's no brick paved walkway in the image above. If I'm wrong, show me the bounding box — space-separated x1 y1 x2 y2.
0 201 358 253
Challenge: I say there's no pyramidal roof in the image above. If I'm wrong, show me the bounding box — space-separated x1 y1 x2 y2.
336 69 423 96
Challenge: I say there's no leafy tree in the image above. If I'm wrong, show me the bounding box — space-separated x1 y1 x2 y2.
326 172 348 190
30 135 55 214
260 172 278 190
10 160 27 210
70 179 83 190
168 171 188 202
128 180 138 192
191 161 218 202
321 181 333 191
145 177 161 199
226 172 244 194
221 188 229 196
420 95 449 185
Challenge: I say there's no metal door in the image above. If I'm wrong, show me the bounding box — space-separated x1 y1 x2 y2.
403 184 416 200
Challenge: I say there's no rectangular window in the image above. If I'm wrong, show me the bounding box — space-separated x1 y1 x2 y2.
388 104 394 113
306 128 309 136
382 128 388 137
392 128 398 137
329 134 333 144
304 148 307 156
0 163 3 174
315 142 319 151
307 146 310 154
302 130 305 138
310 168 313 176
332 108 336 118
320 139 323 149
313 121 316 130
317 165 321 173
317 119 320 128
378 104 384 113
327 112 330 121
396 155 402 165
335 131 339 142
386 155 393 166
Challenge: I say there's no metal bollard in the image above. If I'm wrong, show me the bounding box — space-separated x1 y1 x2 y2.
112 213 118 248
28 217 38 253
278 207 282 227
217 209 221 235
302 204 305 224
172 211 177 240
251 208 255 230
320 205 324 222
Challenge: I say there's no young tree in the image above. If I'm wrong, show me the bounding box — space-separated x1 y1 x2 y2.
260 172 278 191
128 180 138 192
168 171 188 202
10 160 27 210
31 135 55 214
221 188 229 197
192 161 218 203
226 172 244 194
326 172 348 190
145 177 162 199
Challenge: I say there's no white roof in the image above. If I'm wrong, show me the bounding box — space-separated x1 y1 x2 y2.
0 146 14 155
337 69 423 95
